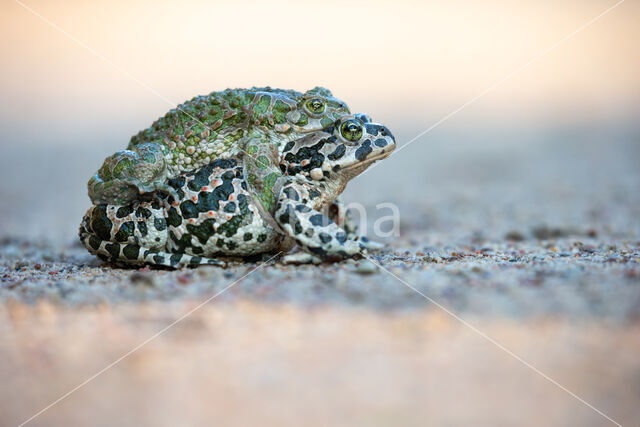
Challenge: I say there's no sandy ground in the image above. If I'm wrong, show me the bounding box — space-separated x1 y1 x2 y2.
1 128 639 426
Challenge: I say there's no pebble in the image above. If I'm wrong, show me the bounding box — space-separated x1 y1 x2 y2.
129 272 155 286
505 231 525 241
354 259 378 275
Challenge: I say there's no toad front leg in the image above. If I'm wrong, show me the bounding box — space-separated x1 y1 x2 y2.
326 198 385 252
88 142 180 205
274 179 363 261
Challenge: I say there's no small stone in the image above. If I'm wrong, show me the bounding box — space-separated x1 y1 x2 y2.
355 259 378 275
505 231 525 241
310 168 324 181
129 272 155 286
12 261 29 270
177 274 192 285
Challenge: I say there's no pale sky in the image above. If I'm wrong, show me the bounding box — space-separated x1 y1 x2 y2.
1 0 638 146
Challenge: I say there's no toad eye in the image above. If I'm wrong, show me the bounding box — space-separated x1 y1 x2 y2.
305 98 325 115
340 119 363 143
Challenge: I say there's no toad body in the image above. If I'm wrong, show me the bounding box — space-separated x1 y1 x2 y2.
79 113 396 267
88 87 351 208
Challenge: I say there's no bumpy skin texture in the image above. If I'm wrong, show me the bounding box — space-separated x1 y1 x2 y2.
80 110 396 268
88 87 350 205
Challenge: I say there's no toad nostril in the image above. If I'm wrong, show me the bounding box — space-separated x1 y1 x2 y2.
382 127 395 142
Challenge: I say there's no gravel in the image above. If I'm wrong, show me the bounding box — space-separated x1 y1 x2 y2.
1 130 639 425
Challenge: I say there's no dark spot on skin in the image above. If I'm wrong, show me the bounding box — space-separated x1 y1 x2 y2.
319 232 332 244
191 245 204 254
224 202 236 213
105 242 120 258
154 217 166 231
213 158 237 169
294 221 303 234
374 138 387 147
355 140 373 161
137 221 148 237
355 113 371 123
216 214 244 237
88 235 101 251
309 188 321 199
365 123 384 135
135 207 152 219
180 200 199 219
114 221 134 242
283 139 326 175
257 234 267 243
167 176 186 199
227 240 238 250
283 140 295 152
91 206 113 241
366 124 394 140
170 253 183 267
187 159 237 192
167 207 182 227
309 246 327 258
116 206 134 218
97 253 109 262
123 244 140 260
186 219 216 245
295 204 312 213
278 204 295 226
332 165 341 172
170 231 194 254
196 172 235 213
283 187 299 201
309 214 326 226
189 256 202 265
153 254 165 264
244 233 253 241
327 144 346 160
335 231 347 244
304 228 314 237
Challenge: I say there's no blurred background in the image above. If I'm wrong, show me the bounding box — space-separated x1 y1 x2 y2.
2 2 640 426
1 0 638 241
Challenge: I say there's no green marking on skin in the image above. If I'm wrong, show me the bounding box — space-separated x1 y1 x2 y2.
141 151 156 164
253 95 271 115
296 113 308 126
256 155 270 169
320 116 334 129
272 99 290 124
259 171 281 211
